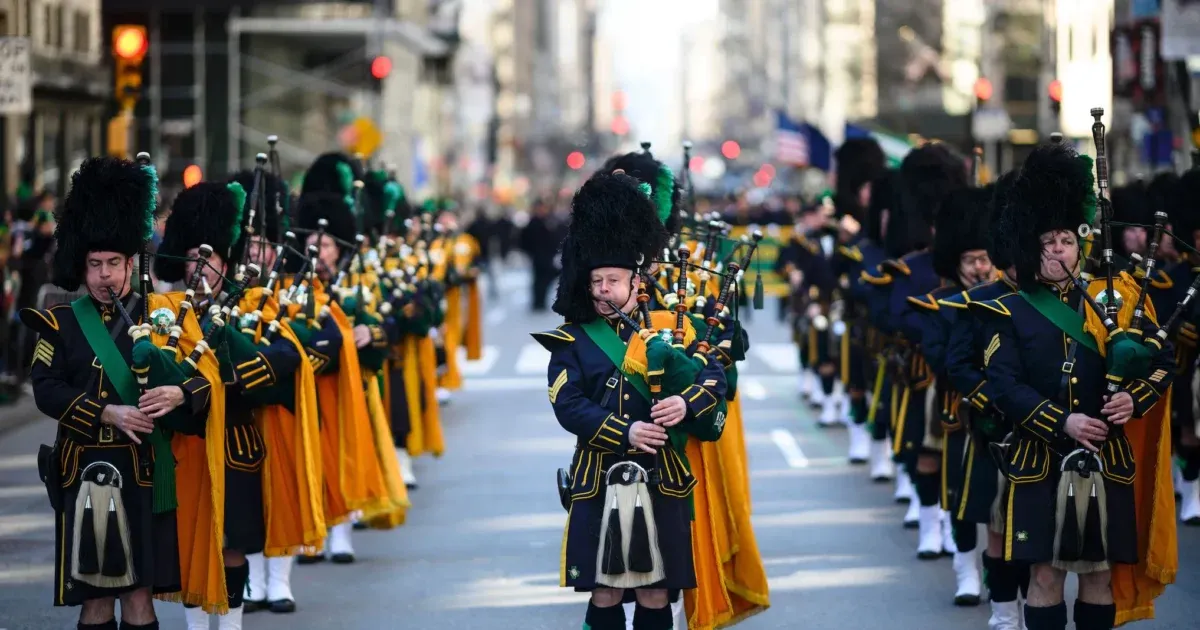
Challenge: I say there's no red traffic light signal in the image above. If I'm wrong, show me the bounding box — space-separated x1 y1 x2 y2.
974 77 993 102
566 151 585 170
371 56 392 80
721 140 741 160
112 25 148 63
1048 79 1063 103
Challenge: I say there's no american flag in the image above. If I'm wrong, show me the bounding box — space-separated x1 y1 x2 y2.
775 111 809 166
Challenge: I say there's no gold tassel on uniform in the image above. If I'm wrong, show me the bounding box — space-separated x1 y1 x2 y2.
71 462 135 589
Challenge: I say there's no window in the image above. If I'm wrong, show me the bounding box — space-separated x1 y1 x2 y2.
73 10 89 54
42 4 51 47
0 10 8 36
54 4 63 48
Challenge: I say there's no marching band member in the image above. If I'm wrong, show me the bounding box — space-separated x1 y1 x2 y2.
938 172 1028 628
974 141 1177 629
25 156 217 630
831 138 888 462
225 168 325 615
535 172 728 630
906 185 995 605
1167 163 1200 524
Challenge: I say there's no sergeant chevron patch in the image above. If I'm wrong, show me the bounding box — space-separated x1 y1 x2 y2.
984 334 1000 367
548 369 568 404
33 338 54 367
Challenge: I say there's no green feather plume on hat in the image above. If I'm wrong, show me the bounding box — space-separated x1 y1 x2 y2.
384 181 403 212
1077 155 1097 227
141 164 158 241
226 181 247 248
653 164 674 225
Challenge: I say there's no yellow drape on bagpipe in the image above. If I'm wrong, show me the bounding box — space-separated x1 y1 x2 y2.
439 284 464 390
363 369 410 529
147 293 228 614
417 334 445 456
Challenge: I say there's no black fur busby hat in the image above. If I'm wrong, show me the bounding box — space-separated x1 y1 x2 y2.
885 143 967 257
301 152 363 198
551 172 668 324
1175 168 1200 244
600 146 683 237
229 170 287 245
297 192 358 248
865 169 897 244
834 138 886 221
154 182 247 284
997 141 1097 289
986 170 1019 271
360 170 409 238
53 157 157 291
932 187 992 281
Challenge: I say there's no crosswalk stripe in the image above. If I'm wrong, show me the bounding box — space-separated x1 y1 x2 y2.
458 345 500 377
751 342 799 373
515 343 550 375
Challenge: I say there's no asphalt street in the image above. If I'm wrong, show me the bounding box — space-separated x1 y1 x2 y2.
1 266 1198 629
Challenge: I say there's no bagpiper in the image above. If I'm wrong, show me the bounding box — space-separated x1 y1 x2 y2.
533 172 728 630
1165 159 1200 524
973 139 1177 629
23 156 218 630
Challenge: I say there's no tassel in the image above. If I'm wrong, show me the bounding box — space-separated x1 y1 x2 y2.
627 493 653 573
753 273 764 310
101 497 128 577
1080 480 1106 562
77 493 100 575
600 495 626 575
1057 478 1081 562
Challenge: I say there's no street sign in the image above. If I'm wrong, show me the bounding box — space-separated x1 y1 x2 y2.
971 107 1012 142
0 37 32 114
339 116 382 156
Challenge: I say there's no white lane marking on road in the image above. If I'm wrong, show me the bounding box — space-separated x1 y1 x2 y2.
740 377 768 400
769 566 905 592
770 428 809 468
485 307 507 326
458 345 499 377
751 342 800 373
515 343 551 375
0 454 37 471
0 485 44 499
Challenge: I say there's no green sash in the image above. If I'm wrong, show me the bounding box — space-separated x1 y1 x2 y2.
579 319 653 401
71 296 177 512
1018 287 1100 355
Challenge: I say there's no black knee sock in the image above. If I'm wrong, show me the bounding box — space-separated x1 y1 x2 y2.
1023 602 1067 630
225 563 249 609
871 411 890 440
1074 601 1116 630
78 622 118 630
1017 561 1031 599
118 622 159 630
819 372 835 396
952 519 977 552
914 471 940 506
632 603 673 630
982 554 1018 603
583 601 626 630
851 395 868 425
1182 449 1200 482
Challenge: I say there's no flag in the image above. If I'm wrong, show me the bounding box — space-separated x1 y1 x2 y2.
774 111 809 166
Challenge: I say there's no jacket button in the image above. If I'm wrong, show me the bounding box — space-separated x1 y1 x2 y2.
1073 399 1080 406
1071 377 1078 384
623 394 629 400
100 391 109 399
622 414 630 419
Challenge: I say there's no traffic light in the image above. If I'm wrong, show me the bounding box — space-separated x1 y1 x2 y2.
112 25 147 112
974 78 993 107
1048 79 1063 116
370 56 392 80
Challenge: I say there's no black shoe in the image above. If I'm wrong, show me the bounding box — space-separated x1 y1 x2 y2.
352 521 369 530
244 599 269 613
917 550 941 560
330 553 355 564
296 554 325 565
405 482 418 490
953 593 981 607
269 599 296 614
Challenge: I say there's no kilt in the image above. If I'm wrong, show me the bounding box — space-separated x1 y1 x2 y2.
1002 455 1137 566
388 365 414 445
224 423 266 555
54 440 181 606
561 452 696 592
941 428 968 511
892 383 931 464
956 432 1001 525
